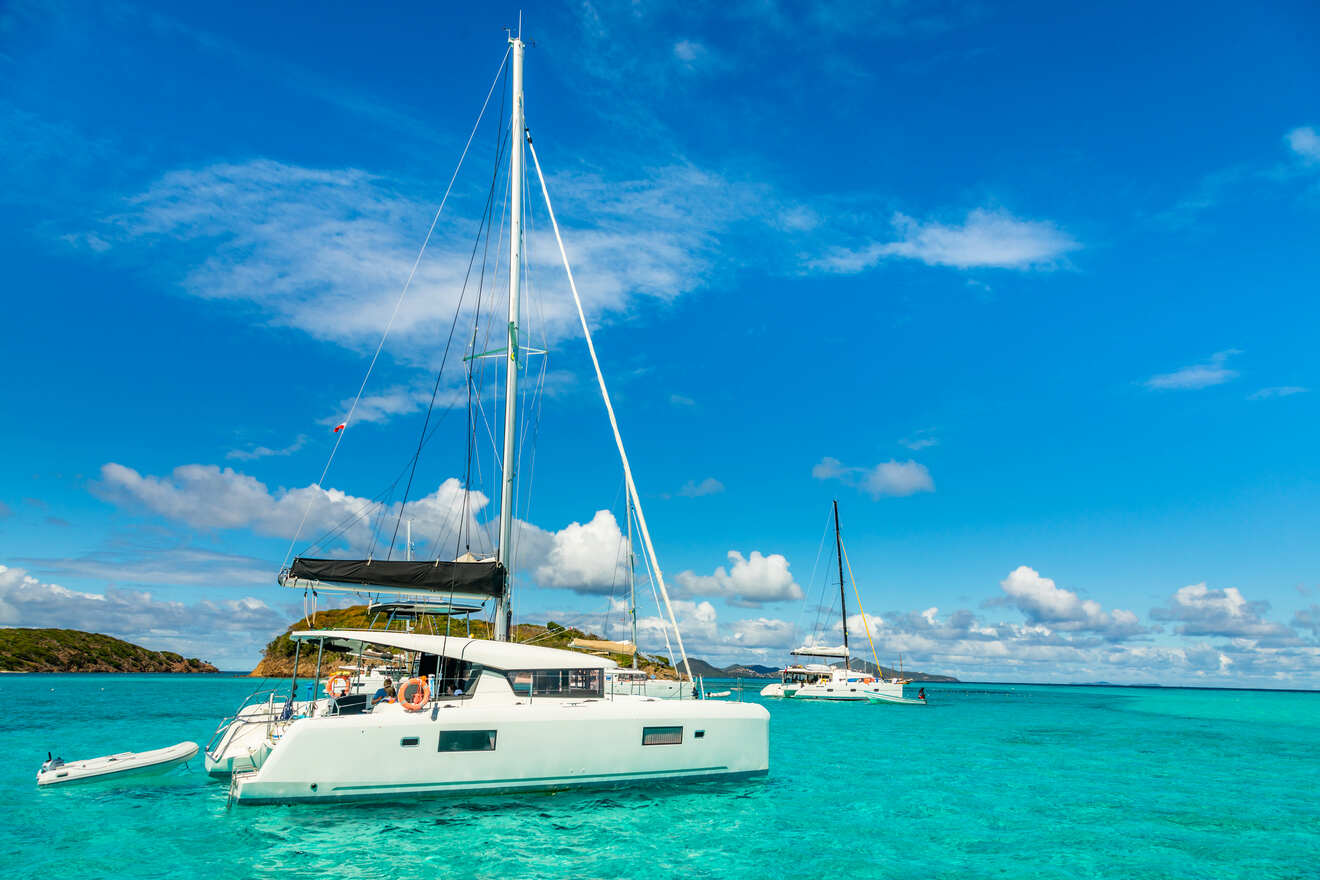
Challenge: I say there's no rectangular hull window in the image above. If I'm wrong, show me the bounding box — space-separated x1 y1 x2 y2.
504 669 604 698
437 730 497 752
642 726 683 746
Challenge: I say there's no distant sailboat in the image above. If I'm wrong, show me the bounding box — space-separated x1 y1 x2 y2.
761 501 921 704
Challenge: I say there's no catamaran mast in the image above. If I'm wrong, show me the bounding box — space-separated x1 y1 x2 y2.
627 499 637 669
834 499 849 670
494 30 525 642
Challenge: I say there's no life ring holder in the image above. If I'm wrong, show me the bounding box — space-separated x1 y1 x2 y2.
399 677 431 711
325 674 352 698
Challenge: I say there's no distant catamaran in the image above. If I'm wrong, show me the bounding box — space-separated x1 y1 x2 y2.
205 27 768 804
761 501 924 704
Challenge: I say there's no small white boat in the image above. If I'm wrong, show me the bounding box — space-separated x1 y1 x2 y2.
37 741 199 786
866 692 928 706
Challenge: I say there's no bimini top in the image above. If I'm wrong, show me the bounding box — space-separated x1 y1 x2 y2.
282 557 506 600
291 629 619 672
790 644 850 659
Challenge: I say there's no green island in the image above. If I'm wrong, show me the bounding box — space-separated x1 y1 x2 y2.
0 628 218 673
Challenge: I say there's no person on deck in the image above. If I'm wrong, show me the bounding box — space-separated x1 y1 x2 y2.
372 677 396 707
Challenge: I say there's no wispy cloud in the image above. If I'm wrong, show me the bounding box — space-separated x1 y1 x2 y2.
1144 349 1240 391
671 39 727 75
1156 125 1320 228
669 393 696 407
812 208 1079 273
1248 386 1308 400
80 158 793 363
900 428 940 451
812 456 935 498
1287 126 1320 163
20 546 272 588
678 477 724 498
226 433 308 461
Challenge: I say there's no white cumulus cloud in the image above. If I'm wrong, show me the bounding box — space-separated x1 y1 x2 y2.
1151 582 1296 642
521 510 629 595
91 462 490 558
999 565 1145 639
674 550 803 606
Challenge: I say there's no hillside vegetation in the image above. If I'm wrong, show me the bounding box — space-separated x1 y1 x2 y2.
0 628 218 673
250 605 676 677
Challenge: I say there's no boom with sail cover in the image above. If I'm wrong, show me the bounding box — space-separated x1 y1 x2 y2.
283 557 506 599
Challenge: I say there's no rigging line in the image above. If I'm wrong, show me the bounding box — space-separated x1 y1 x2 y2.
510 163 543 577
527 134 694 684
805 505 835 647
302 398 462 555
386 121 513 560
839 536 884 675
600 477 629 641
461 157 510 552
638 531 677 675
281 46 512 570
462 82 509 554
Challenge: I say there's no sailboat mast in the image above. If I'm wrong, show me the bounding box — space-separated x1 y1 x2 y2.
627 499 637 669
834 499 849 669
495 31 526 642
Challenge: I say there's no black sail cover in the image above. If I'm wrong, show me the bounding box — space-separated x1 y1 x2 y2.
288 557 506 599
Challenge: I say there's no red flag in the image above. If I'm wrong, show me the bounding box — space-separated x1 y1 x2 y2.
333 422 346 433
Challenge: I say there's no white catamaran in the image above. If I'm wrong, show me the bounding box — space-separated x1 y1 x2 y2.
207 29 768 803
761 501 923 704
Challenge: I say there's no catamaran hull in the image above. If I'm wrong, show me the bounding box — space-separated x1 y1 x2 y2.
205 699 306 778
230 700 768 805
760 681 906 701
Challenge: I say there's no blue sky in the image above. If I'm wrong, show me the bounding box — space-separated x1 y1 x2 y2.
2 0 1319 683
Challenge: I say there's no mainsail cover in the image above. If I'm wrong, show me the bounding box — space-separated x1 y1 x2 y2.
288 557 506 599
569 638 637 655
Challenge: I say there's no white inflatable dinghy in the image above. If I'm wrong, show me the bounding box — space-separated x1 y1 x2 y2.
865 693 928 706
37 741 199 786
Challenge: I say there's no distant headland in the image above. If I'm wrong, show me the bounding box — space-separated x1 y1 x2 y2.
0 628 219 673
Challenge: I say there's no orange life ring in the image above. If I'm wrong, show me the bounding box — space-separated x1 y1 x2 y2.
398 677 430 711
326 674 352 698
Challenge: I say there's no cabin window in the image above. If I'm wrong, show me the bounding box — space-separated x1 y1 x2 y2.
400 737 420 747
504 668 603 698
437 730 497 752
642 726 683 746
431 658 480 698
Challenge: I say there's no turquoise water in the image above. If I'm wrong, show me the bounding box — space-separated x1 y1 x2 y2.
2 676 1317 879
